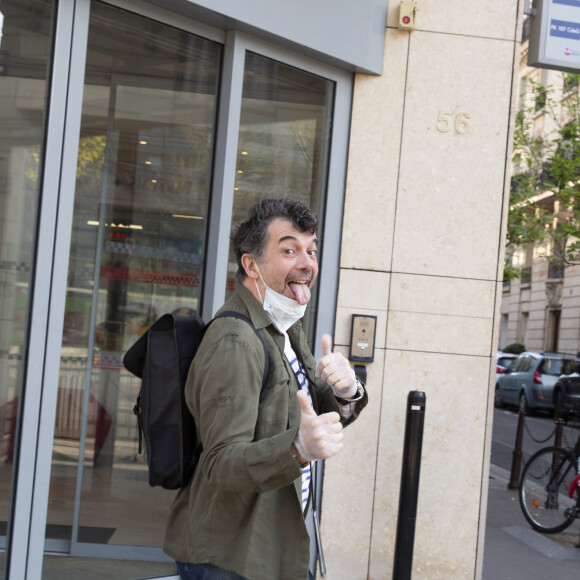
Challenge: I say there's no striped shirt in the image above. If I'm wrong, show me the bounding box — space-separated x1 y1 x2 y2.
284 340 312 512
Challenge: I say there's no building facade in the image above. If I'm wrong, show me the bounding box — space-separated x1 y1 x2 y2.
500 39 580 356
0 0 520 578
500 256 580 354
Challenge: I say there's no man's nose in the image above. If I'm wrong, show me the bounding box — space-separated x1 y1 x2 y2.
295 249 314 269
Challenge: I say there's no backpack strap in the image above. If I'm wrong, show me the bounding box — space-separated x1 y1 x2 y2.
210 311 270 390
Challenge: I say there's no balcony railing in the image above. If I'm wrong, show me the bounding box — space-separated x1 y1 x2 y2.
548 261 565 279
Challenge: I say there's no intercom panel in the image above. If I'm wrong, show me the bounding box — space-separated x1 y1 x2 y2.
348 314 377 362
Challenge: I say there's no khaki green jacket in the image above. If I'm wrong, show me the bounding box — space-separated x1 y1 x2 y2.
163 283 368 580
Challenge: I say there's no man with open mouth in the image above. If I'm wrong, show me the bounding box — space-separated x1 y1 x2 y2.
164 198 368 580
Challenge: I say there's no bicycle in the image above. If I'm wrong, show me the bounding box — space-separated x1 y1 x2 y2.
518 424 580 534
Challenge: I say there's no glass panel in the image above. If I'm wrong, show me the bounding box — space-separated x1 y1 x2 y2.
228 52 334 340
44 0 220 572
0 0 55 572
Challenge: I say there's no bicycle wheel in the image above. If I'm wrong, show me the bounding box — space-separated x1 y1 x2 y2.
519 446 578 534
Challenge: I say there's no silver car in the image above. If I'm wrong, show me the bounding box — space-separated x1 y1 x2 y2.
496 351 516 378
495 352 578 414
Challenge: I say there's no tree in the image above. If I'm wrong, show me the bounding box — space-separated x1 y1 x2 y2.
506 73 580 279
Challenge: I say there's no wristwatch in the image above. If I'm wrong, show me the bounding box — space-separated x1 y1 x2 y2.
335 378 365 406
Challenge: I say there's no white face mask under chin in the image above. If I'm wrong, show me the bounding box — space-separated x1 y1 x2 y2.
254 268 307 333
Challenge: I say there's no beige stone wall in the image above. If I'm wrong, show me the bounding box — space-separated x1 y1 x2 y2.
320 1 522 578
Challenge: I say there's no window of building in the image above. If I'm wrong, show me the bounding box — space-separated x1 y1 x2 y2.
547 309 561 353
518 311 529 346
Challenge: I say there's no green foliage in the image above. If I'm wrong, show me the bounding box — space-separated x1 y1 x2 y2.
502 343 526 355
503 263 524 281
506 73 580 277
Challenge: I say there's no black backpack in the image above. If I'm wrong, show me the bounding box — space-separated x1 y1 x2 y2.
123 311 269 490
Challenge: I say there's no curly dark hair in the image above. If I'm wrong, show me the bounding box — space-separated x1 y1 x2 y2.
232 198 319 281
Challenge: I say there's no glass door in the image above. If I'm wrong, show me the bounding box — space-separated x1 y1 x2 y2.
43 1 221 574
227 51 335 341
28 1 353 577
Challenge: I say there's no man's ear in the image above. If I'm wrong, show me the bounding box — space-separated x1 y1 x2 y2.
241 254 259 279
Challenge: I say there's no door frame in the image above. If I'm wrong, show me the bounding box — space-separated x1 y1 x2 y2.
7 0 90 577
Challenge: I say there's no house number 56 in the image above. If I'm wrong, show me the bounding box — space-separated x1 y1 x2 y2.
436 111 471 134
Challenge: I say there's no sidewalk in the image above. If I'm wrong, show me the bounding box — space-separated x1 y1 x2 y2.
483 464 580 580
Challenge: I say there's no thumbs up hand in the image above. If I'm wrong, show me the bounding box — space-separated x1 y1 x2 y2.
293 390 343 463
315 334 357 398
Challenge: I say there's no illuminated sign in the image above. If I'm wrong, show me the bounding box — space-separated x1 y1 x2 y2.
528 0 580 72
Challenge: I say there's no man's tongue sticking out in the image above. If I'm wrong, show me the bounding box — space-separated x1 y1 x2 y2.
288 282 311 305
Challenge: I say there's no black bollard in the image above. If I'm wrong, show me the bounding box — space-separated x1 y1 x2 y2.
508 409 526 490
393 390 426 580
551 419 565 476
554 418 564 448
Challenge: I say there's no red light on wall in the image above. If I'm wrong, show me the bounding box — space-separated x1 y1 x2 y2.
398 1 416 30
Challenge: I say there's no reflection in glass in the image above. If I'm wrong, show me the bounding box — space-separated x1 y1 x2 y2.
0 0 54 573
45 0 221 570
228 52 334 339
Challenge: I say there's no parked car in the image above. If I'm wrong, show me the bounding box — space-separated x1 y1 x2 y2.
496 351 517 378
552 363 580 419
495 352 579 414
